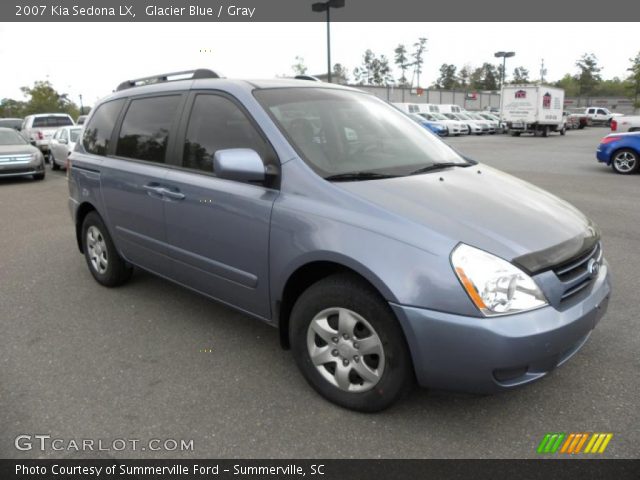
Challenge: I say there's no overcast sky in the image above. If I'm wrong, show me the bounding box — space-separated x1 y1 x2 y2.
1 22 638 107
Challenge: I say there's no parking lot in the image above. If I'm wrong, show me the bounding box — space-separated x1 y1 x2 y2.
1 127 638 459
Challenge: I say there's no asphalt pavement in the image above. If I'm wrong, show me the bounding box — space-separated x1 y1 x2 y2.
1 127 638 459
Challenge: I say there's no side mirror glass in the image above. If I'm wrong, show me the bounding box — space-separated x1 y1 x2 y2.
213 148 265 183
59 138 68 144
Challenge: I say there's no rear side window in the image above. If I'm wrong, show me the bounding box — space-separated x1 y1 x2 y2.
83 99 125 156
32 116 73 128
182 94 275 174
116 96 181 163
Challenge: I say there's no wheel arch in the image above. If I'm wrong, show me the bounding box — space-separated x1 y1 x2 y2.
275 258 396 350
75 201 98 253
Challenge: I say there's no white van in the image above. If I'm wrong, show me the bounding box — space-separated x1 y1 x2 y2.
393 103 422 114
436 104 465 114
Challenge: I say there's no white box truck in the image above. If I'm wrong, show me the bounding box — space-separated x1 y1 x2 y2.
501 85 566 137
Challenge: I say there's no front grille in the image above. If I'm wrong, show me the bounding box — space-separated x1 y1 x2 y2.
554 242 602 302
0 154 32 164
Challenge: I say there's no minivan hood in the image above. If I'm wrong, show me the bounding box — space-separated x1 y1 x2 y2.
336 164 596 271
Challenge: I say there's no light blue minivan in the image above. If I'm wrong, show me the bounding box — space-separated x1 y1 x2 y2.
69 70 611 411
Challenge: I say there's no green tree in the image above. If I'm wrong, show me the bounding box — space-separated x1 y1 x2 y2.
458 65 471 89
394 44 411 86
332 63 349 84
627 51 640 108
291 56 308 75
554 74 580 97
354 49 377 85
436 64 458 89
19 81 79 118
470 63 499 91
575 53 602 97
411 37 428 87
512 66 530 84
0 98 26 118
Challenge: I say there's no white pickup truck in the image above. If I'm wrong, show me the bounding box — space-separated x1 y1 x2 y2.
611 115 640 133
20 114 75 157
584 107 623 126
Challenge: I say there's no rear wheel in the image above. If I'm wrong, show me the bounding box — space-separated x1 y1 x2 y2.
33 171 45 181
290 274 413 412
542 126 549 137
560 126 566 136
82 211 133 286
611 149 639 175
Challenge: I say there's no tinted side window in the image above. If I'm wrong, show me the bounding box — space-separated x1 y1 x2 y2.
182 94 275 174
83 99 125 156
116 96 181 163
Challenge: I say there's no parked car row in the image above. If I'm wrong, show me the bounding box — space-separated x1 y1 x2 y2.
395 103 504 136
0 113 87 179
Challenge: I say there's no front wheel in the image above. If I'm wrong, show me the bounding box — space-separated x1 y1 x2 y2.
82 211 133 287
50 151 60 170
290 274 413 412
611 149 639 175
560 126 566 136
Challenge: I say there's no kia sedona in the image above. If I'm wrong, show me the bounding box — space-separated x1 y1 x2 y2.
68 69 611 412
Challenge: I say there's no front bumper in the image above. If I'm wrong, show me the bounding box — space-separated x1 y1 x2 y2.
596 147 611 164
0 158 44 178
391 262 611 394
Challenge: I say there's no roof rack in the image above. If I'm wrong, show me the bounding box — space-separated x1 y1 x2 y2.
294 75 322 82
116 69 222 91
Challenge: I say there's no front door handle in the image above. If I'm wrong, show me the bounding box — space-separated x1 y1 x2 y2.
143 184 165 197
159 188 186 201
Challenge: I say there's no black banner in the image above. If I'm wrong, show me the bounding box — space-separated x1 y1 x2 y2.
2 459 640 480
4 0 640 22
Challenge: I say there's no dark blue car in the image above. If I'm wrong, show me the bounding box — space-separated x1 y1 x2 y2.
596 132 640 174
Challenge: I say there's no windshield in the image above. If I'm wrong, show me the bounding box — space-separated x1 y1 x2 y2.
456 113 472 120
431 113 448 121
0 129 27 145
255 88 465 178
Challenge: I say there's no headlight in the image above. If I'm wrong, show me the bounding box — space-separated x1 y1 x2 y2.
451 243 548 316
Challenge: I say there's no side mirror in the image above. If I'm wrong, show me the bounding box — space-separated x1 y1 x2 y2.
59 138 68 144
214 148 265 183
29 140 37 146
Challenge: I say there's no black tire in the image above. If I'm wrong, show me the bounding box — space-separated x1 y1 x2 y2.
611 149 639 175
33 171 45 181
290 273 413 412
560 126 566 136
542 126 549 137
81 211 133 287
50 151 60 170
578 124 585 130
510 131 521 137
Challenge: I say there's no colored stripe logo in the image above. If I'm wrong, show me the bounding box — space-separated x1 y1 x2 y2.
537 433 613 454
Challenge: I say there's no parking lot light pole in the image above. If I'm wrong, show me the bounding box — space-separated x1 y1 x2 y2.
494 51 515 90
312 0 345 83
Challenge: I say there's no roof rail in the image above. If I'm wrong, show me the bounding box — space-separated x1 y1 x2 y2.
116 69 222 91
294 75 322 82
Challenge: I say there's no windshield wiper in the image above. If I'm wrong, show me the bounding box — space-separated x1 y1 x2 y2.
408 162 471 176
324 171 401 182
